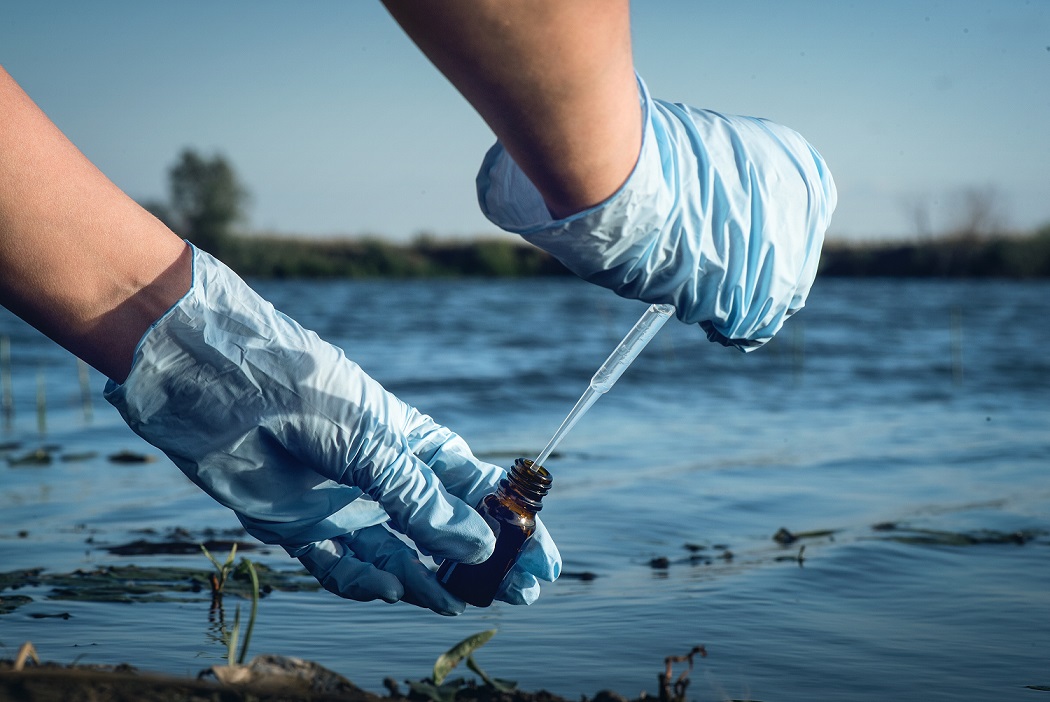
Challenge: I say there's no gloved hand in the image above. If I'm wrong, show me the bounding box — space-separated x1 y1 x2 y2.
104 245 560 615
477 74 837 351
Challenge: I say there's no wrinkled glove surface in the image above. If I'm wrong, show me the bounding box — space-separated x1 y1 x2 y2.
105 246 560 615
477 74 837 351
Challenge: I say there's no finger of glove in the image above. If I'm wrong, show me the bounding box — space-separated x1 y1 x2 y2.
343 525 466 616
496 570 542 606
351 448 495 566
518 517 561 582
494 517 561 606
295 537 404 604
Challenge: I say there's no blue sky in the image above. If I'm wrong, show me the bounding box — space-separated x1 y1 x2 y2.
2 1 1047 242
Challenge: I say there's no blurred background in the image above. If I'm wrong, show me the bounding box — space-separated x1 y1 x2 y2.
2 3 1049 700
2 0 1047 244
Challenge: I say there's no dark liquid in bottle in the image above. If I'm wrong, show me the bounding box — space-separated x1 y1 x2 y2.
436 459 551 607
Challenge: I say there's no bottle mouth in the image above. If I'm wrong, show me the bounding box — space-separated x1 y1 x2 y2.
507 457 552 506
517 458 552 479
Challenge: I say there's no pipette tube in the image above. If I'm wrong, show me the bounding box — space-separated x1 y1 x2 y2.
532 387 600 470
532 303 674 468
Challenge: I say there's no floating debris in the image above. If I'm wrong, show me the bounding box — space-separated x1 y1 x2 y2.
773 527 836 545
560 571 598 581
104 538 258 557
0 595 33 615
107 450 156 464
0 563 318 613
871 525 1037 547
6 448 52 467
648 557 671 570
774 545 806 566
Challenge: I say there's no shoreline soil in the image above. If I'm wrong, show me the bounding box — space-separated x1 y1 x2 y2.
0 655 668 702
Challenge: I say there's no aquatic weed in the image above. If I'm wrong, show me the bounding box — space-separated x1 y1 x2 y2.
200 542 238 599
405 629 515 702
222 559 260 666
657 645 706 702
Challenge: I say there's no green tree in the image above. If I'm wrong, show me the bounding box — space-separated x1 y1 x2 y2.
168 149 248 256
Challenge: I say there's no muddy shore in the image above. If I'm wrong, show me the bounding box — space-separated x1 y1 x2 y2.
0 654 663 702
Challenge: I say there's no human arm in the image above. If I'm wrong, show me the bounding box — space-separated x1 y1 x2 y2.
0 65 559 614
0 65 190 383
384 1 837 349
381 0 641 219
103 245 560 613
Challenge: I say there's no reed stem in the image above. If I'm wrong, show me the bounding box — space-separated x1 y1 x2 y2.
792 321 806 385
78 358 93 422
950 307 963 385
1 336 11 429
36 364 46 435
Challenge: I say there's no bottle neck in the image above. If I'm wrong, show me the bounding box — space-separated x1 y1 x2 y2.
497 458 553 512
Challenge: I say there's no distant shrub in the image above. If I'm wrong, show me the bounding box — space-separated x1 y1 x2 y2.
219 234 571 279
214 225 1050 280
819 227 1050 279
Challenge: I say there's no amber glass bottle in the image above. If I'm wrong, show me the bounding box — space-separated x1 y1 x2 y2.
436 458 552 607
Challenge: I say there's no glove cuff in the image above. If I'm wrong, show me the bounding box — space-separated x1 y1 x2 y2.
476 74 837 351
103 244 388 545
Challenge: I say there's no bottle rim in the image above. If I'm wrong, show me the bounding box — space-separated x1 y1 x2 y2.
503 457 552 508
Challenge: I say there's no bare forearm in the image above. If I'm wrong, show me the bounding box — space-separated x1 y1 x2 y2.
0 66 190 382
382 0 642 218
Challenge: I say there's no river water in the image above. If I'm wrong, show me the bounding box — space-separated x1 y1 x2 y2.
2 276 1048 701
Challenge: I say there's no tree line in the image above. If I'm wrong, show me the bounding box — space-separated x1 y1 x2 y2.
144 149 1050 280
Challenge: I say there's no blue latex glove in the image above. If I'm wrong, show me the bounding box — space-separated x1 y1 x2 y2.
104 245 560 615
477 74 837 351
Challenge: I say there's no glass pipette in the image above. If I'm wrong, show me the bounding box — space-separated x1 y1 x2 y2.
532 303 675 469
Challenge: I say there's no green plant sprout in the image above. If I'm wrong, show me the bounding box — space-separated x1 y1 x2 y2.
235 559 260 665
220 559 260 667
200 544 260 667
407 629 516 702
200 543 237 598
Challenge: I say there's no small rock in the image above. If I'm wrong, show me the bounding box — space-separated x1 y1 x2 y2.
202 654 369 696
591 690 630 702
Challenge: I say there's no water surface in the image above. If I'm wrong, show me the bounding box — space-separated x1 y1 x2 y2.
2 277 1048 701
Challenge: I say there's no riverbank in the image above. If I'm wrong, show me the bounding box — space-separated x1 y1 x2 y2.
210 228 1050 280
0 651 685 702
4 277 1049 700
1 655 379 702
